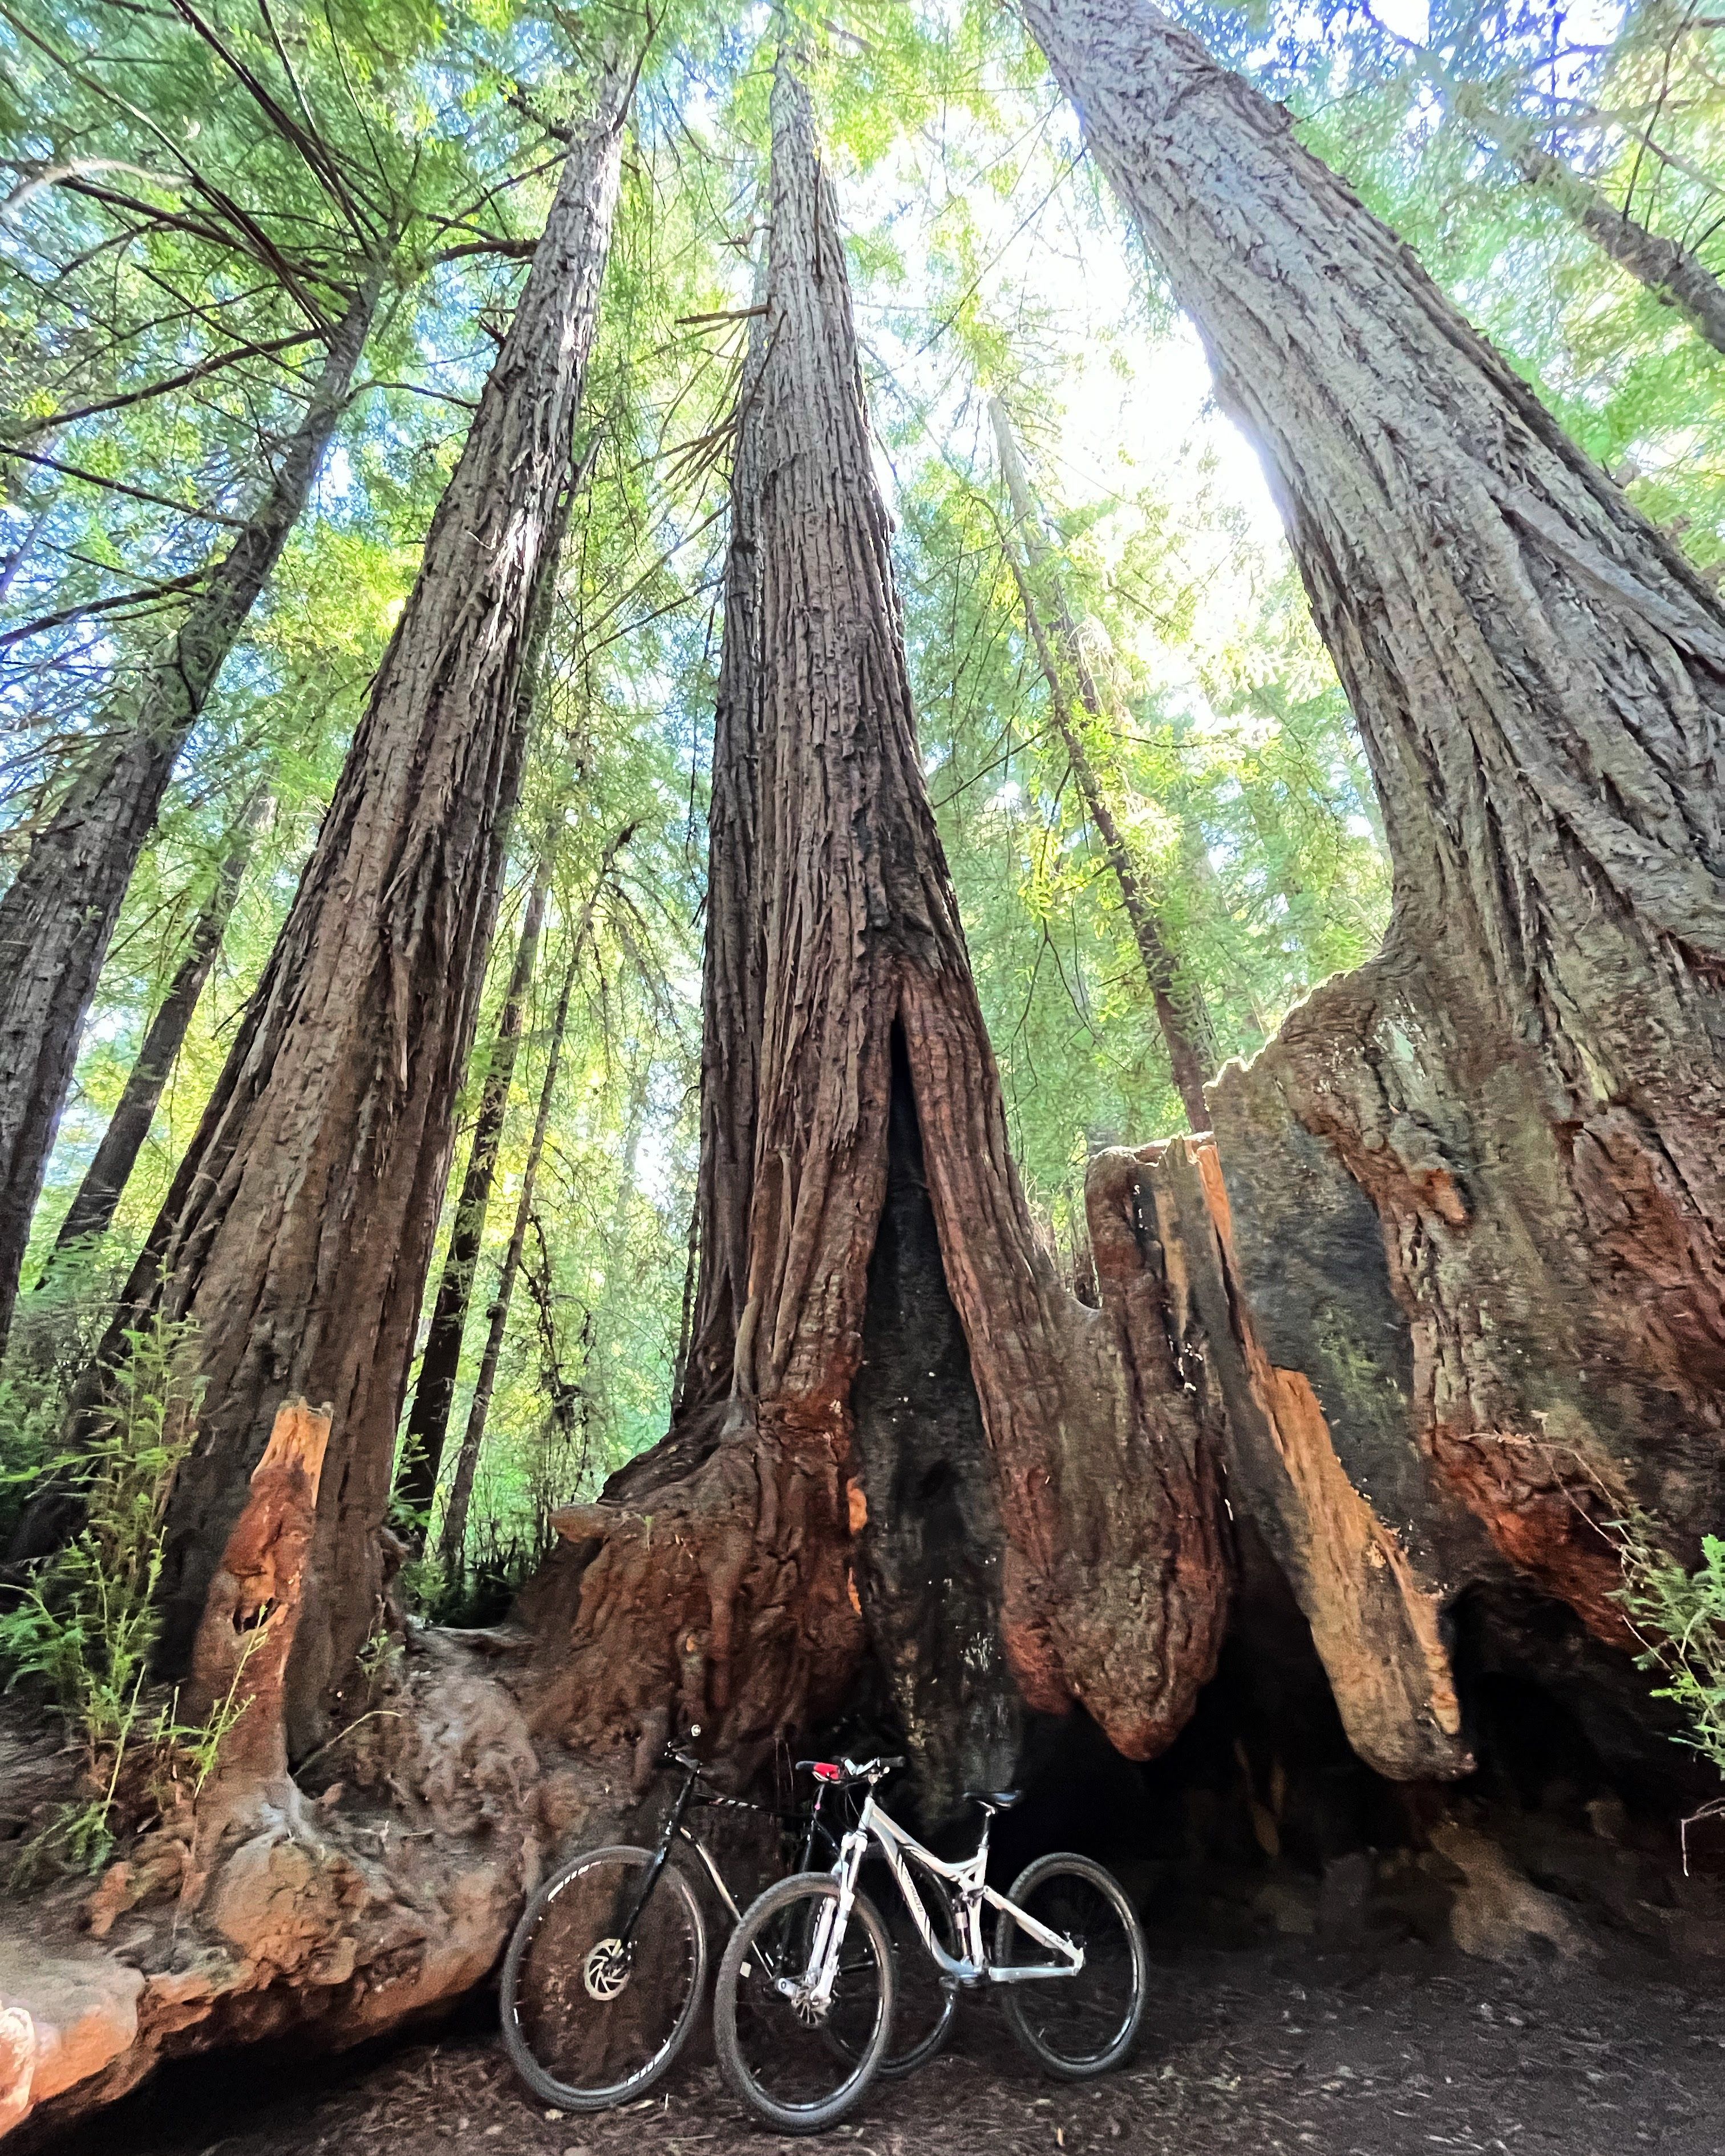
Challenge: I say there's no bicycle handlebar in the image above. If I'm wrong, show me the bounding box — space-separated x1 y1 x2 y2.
791 1753 905 1784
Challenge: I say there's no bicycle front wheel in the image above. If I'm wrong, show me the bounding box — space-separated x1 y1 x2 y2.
500 1843 706 2110
715 1873 896 2133
993 1853 1147 2079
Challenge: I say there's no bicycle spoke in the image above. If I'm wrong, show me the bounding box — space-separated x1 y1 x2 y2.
855 1851 959 2077
717 1876 895 2130
503 1849 704 2108
997 1855 1147 2078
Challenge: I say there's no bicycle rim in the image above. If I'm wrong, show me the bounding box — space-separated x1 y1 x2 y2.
717 1874 894 2132
500 1845 705 2109
995 1855 1147 2078
855 1853 959 2078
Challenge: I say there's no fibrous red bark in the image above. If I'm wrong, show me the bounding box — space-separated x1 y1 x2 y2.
108 60 631 1754
1022 0 1724 1749
521 58 1227 1821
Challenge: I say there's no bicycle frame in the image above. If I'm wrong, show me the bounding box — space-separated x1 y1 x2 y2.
616 1753 841 1950
820 1789 1084 1990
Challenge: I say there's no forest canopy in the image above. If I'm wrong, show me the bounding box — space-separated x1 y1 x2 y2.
0 0 1719 1695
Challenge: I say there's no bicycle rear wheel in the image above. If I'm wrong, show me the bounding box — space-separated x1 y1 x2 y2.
855 1851 959 2077
715 1873 896 2133
993 1853 1147 2079
500 1844 706 2110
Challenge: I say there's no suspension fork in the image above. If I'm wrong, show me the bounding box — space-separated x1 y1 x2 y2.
615 1767 698 1951
798 1821 867 2008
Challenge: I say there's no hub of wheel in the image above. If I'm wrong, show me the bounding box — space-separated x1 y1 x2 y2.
583 1937 632 2000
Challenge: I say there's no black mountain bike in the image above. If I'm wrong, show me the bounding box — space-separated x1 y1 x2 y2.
499 1735 957 2112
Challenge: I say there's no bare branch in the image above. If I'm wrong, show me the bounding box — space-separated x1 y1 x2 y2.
0 443 250 527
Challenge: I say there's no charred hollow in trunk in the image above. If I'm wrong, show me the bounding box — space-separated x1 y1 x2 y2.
967 1515 1725 1965
849 1028 1021 1822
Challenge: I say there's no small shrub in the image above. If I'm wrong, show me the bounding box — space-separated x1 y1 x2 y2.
1615 1513 1725 1865
0 1315 225 1877
0 1239 127 1547
1617 1518 1725 1780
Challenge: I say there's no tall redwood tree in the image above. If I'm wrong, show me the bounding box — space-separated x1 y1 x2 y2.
522 58 1227 1819
47 788 268 1262
989 392 1217 1129
0 277 378 1357
115 58 633 1749
1021 0 1725 1705
396 844 554 1538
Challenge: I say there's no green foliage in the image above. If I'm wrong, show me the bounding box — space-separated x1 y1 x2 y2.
1183 0 1725 578
5 0 1721 1603
0 1316 210 1874
1618 1521 1725 1788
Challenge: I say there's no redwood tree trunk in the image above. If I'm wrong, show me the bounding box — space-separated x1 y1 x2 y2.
0 275 380 1359
49 791 265 1258
439 945 574 1579
989 392 1218 1128
521 60 1227 1819
438 821 631 1574
396 844 554 1537
112 64 629 1752
1022 0 1725 1753
675 290 770 1420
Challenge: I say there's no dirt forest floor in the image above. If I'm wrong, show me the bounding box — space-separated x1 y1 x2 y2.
52 1940 1725 2156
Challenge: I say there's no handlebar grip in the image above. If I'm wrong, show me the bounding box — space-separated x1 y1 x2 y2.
877 1756 906 1772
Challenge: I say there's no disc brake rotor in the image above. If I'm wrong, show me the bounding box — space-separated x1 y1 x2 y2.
582 1936 632 2001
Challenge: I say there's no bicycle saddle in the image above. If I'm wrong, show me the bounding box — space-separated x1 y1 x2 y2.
965 1788 1023 1810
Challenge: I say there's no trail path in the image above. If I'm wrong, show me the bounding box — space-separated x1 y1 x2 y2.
59 1944 1725 2156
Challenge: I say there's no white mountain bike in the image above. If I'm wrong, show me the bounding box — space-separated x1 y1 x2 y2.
714 1754 1148 2133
